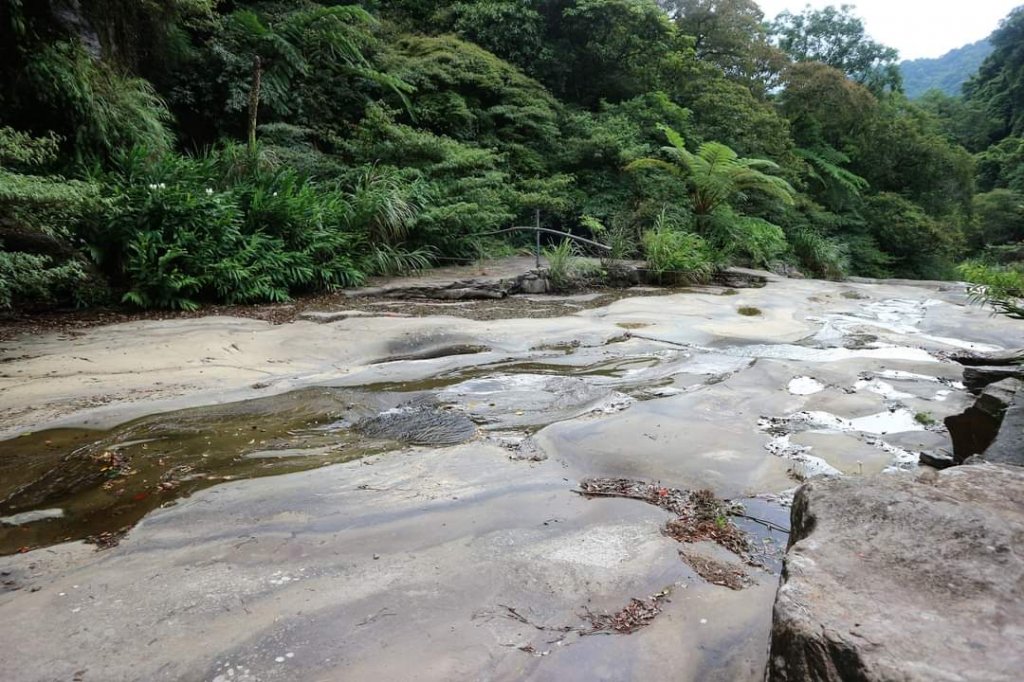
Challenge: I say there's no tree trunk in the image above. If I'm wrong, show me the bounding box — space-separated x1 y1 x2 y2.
247 55 262 156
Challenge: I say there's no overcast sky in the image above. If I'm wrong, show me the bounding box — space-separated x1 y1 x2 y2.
757 1 1021 60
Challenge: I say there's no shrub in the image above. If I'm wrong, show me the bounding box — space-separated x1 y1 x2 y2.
0 128 101 309
0 249 89 310
86 147 381 309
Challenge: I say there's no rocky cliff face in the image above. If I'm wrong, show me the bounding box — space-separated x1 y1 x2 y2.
769 465 1024 681
50 0 101 57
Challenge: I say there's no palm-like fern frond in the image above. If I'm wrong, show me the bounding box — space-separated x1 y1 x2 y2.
279 6 376 68
796 146 868 207
629 125 795 217
623 158 684 176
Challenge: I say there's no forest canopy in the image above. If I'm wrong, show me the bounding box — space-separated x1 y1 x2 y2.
1 0 1022 312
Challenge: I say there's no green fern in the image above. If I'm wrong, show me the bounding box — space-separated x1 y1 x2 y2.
626 125 795 220
795 146 869 209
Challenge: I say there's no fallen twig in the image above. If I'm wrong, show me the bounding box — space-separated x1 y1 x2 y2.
356 608 396 626
732 512 789 534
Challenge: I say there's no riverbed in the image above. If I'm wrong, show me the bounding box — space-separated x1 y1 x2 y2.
0 269 1016 681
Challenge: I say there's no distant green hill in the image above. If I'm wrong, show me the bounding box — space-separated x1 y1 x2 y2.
901 39 994 98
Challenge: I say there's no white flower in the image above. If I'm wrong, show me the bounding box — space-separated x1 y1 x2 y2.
205 188 214 195
147 183 158 190
273 192 278 197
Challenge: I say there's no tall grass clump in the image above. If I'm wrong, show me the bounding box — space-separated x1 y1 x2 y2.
641 210 716 284
544 239 580 290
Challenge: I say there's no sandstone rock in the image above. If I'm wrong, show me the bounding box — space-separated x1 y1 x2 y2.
298 310 376 323
962 365 1024 394
769 465 1024 681
515 272 550 294
770 262 806 279
604 262 641 288
985 389 1024 467
976 377 1023 415
918 449 955 469
712 269 769 289
944 378 1022 461
354 404 478 446
51 0 101 58
950 348 1024 367
346 279 511 300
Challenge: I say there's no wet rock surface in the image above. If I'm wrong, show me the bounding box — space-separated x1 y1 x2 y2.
0 266 1020 681
769 464 1024 682
353 402 479 446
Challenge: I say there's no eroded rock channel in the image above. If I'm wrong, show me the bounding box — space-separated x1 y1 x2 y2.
0 272 1017 681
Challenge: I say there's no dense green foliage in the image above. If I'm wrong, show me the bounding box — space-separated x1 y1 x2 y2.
944 6 1024 315
0 0 1019 314
771 5 901 94
901 40 993 100
958 261 1024 319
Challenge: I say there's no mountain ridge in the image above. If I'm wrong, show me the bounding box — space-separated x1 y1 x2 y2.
901 39 993 98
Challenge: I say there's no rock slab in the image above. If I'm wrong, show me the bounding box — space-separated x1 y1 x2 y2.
944 378 1021 461
985 389 1024 467
962 365 1024 394
950 347 1024 367
769 464 1024 681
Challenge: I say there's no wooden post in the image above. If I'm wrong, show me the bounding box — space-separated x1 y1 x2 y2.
534 209 541 269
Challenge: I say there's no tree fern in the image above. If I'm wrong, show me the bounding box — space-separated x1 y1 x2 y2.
627 124 796 218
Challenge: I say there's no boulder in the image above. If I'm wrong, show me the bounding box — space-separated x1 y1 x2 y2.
962 365 1024 394
514 271 550 295
769 465 1024 681
985 389 1024 467
603 262 641 288
944 378 1022 461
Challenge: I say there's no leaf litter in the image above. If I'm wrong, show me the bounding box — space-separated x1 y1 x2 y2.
498 478 776 658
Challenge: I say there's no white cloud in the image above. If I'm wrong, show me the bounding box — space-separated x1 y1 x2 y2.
757 0 1020 60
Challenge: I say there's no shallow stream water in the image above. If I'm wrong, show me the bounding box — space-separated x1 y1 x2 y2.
0 293 989 555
